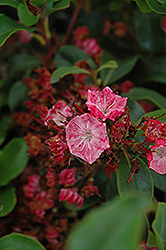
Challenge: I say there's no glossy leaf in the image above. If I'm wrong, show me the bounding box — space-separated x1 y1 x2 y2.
0 233 46 250
97 60 118 72
134 0 151 12
0 185 16 217
67 194 153 250
0 14 34 47
54 45 96 69
0 138 29 187
136 109 166 125
134 12 165 55
117 155 153 199
8 81 28 112
49 0 70 13
0 0 20 8
51 67 91 83
145 0 166 14
101 55 140 84
126 87 166 109
17 2 39 26
150 170 166 193
127 98 145 123
152 202 166 250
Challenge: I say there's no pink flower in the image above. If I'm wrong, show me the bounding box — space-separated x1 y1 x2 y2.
19 30 32 43
59 188 84 208
147 139 166 174
59 167 77 186
73 26 89 45
23 174 41 198
66 113 110 164
44 100 73 126
86 86 127 121
142 118 166 142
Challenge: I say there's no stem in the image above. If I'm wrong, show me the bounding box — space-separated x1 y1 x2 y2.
103 69 114 87
61 4 82 45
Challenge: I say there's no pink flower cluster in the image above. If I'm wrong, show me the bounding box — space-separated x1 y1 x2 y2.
73 26 103 65
142 118 166 174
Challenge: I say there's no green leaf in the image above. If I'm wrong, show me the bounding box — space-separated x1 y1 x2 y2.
134 12 165 55
17 2 39 26
0 116 12 146
0 138 29 187
145 0 166 14
117 155 153 199
8 81 28 112
105 172 119 201
101 56 140 84
0 14 35 47
0 185 16 217
150 170 166 192
152 203 166 250
97 60 118 73
125 87 166 109
67 194 153 250
0 233 46 250
7 54 41 81
0 0 20 8
136 109 166 126
54 45 97 69
49 0 70 13
51 67 91 83
130 56 166 84
127 98 145 123
134 0 152 13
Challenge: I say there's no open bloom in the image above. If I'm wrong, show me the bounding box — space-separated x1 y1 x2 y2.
86 86 127 121
147 139 166 174
142 118 166 142
66 113 110 164
44 100 73 126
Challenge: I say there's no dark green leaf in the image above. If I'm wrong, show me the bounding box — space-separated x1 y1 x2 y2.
49 0 70 13
145 0 166 14
54 45 97 69
8 54 41 81
17 2 39 26
134 57 166 84
134 0 152 13
0 0 20 8
147 230 157 248
51 67 91 83
125 87 166 109
0 233 46 250
127 98 145 123
150 170 166 192
152 202 166 250
117 155 153 199
136 109 166 125
67 194 153 250
134 12 165 55
0 138 29 187
105 172 119 201
0 14 35 47
8 81 28 112
101 56 140 84
0 116 12 146
0 185 16 217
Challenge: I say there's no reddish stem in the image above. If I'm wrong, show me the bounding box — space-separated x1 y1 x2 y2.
61 4 82 45
47 121 62 132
